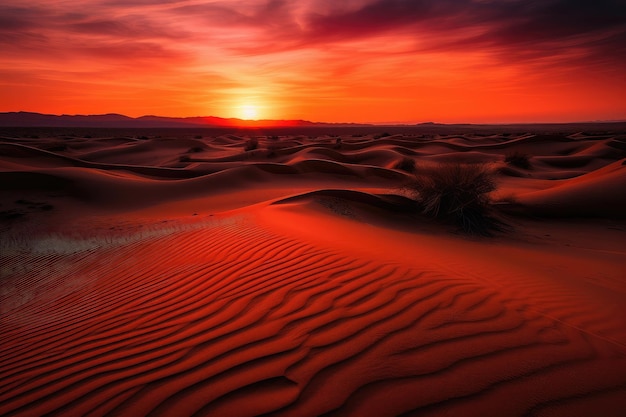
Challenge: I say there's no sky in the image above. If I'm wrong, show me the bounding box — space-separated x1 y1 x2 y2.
1 0 625 124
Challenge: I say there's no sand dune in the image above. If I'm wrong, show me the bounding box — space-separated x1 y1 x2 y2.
517 160 626 217
1 129 625 416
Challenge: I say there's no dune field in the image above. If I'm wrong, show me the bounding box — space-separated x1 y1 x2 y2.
1 126 625 416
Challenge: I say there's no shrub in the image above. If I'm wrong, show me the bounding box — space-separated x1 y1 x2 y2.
244 137 258 151
505 151 532 169
409 162 503 235
266 142 284 158
394 157 416 173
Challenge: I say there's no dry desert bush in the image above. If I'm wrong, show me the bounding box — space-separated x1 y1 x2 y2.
244 137 259 151
505 151 532 169
409 162 505 235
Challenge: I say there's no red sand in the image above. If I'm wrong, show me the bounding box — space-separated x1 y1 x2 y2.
1 130 625 416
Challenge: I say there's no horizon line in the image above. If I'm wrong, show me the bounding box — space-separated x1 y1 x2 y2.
1 110 625 127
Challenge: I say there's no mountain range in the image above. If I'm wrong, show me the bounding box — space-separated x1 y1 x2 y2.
0 112 367 128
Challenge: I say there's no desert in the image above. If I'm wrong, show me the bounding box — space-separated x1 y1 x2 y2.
1 124 625 416
3 0 626 414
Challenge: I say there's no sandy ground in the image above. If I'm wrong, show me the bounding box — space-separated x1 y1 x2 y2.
1 128 625 416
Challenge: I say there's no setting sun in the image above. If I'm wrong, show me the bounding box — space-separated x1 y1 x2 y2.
240 104 259 120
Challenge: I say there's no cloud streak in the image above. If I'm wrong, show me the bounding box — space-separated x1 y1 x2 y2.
250 0 626 67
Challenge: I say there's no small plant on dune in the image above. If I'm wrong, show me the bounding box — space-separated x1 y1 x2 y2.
266 143 280 158
409 162 504 235
394 157 416 173
244 137 259 151
505 151 532 169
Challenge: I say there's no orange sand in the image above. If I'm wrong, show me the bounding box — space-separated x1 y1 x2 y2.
1 129 625 416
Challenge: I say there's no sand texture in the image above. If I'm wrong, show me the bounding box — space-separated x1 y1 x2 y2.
1 129 626 416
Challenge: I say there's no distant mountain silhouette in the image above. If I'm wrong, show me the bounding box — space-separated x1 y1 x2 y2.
0 112 368 128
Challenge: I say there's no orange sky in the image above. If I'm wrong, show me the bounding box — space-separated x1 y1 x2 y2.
1 0 625 123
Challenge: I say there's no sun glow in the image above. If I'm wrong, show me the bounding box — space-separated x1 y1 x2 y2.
240 104 259 120
2 2 622 124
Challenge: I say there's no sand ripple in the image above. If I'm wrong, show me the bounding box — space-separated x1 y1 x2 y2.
2 214 625 416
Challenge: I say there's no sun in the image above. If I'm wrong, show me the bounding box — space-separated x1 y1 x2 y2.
240 104 258 120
